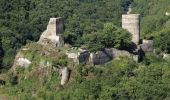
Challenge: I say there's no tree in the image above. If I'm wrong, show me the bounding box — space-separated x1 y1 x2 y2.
154 28 170 53
84 23 131 52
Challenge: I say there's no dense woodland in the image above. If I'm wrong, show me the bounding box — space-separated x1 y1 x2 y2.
0 0 132 70
0 0 170 99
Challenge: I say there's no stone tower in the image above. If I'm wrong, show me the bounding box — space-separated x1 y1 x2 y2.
38 17 64 47
47 17 64 35
122 14 140 45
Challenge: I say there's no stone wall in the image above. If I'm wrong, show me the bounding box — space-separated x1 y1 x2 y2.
89 48 131 65
38 17 64 47
47 17 64 35
122 14 140 45
78 51 90 64
89 49 113 65
66 48 132 65
66 50 90 64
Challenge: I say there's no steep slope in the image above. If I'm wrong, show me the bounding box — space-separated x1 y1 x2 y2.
0 0 132 70
1 51 170 99
0 43 74 99
132 0 170 38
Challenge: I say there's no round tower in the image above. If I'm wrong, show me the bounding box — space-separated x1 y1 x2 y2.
122 14 140 45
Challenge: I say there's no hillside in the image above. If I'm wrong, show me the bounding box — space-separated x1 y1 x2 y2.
0 0 170 100
1 43 170 99
132 0 170 53
0 0 131 70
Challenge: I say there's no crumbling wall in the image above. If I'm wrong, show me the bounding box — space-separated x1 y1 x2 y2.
89 49 113 65
38 17 64 47
66 48 132 65
78 51 90 64
66 50 90 64
89 48 131 65
122 14 140 45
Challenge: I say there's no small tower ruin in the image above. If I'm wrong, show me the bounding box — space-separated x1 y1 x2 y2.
38 17 64 47
122 14 140 45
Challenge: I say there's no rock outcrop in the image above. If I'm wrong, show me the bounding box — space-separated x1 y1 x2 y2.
17 58 31 68
38 17 64 47
60 67 70 85
163 53 170 59
165 12 170 16
90 48 131 65
140 40 153 52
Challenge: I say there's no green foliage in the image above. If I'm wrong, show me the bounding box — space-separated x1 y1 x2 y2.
0 0 170 99
84 23 132 52
0 0 131 69
154 28 170 53
132 0 170 39
1 52 170 99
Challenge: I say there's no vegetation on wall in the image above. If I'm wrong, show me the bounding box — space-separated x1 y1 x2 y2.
1 53 170 99
0 0 170 99
0 0 132 70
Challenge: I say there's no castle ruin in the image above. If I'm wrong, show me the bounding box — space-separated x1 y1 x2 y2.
122 14 140 45
38 17 64 47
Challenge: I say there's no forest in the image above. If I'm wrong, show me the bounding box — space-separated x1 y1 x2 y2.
0 0 170 99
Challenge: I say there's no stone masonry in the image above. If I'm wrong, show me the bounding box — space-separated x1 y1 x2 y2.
122 14 140 45
38 17 64 47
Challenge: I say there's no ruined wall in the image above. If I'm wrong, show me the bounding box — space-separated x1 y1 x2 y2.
38 17 64 47
46 17 64 35
66 48 132 65
122 14 140 45
66 50 90 64
78 51 90 64
89 49 113 65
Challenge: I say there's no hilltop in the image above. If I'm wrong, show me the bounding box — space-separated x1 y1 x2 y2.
0 0 170 99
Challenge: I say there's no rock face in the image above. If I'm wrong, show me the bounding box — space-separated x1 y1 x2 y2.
12 51 31 69
165 12 170 16
122 14 140 45
140 40 153 52
38 17 64 47
163 54 170 59
60 67 70 85
17 58 31 68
